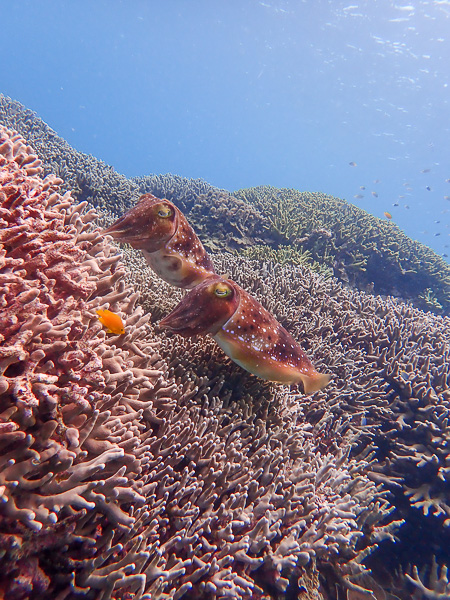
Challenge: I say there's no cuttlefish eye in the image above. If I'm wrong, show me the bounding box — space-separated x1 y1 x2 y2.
214 282 233 298
157 205 173 218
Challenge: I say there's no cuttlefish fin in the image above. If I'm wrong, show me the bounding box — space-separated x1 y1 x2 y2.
299 371 331 394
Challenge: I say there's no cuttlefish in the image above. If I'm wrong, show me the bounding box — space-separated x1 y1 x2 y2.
103 193 215 288
160 275 331 393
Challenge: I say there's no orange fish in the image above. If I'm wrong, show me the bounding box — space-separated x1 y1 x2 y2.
96 309 125 334
384 211 392 219
160 275 331 394
103 193 215 289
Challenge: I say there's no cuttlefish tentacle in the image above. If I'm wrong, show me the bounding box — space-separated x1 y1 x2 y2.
103 193 215 288
160 275 331 393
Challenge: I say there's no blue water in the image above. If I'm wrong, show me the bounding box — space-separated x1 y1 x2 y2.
2 0 449 259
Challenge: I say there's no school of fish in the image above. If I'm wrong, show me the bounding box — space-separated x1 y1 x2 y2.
349 163 449 254
102 194 331 393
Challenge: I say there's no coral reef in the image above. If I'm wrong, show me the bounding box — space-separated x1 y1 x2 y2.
234 185 450 315
242 244 334 279
1 95 448 315
204 253 450 599
118 246 450 598
1 99 449 599
0 126 395 599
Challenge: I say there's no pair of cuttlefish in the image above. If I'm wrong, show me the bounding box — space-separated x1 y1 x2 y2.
103 194 331 394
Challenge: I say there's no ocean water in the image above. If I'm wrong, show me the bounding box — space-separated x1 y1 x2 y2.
2 0 449 261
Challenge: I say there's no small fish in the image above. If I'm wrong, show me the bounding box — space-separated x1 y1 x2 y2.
426 186 432 191
435 233 441 236
371 191 379 198
160 275 331 393
384 211 392 219
400 371 413 381
96 309 125 334
103 193 215 288
349 161 357 167
373 179 381 184
354 194 364 199
421 168 431 173
444 196 450 201
446 179 450 183
360 185 366 190
393 202 399 207
404 204 410 209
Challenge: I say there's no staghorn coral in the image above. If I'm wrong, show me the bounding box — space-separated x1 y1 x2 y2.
0 126 396 599
106 198 450 598
405 557 450 599
202 253 450 599
234 185 450 314
114 244 450 598
417 287 444 312
0 124 157 594
1 102 450 598
242 244 334 279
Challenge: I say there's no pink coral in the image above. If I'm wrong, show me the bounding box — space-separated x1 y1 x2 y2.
0 124 156 595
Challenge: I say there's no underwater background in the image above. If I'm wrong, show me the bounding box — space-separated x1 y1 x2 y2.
1 0 449 259
1 1 450 600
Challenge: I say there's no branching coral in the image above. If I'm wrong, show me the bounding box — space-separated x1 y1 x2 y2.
417 288 444 312
242 244 334 278
0 125 395 599
0 124 159 595
234 185 450 314
199 254 449 598
115 245 450 598
1 98 449 599
406 557 450 599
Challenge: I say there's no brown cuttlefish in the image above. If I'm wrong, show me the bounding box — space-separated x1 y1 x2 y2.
160 275 331 394
103 193 215 288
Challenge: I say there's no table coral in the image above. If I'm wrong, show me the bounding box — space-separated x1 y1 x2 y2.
234 185 450 315
123 247 450 598
202 253 450 599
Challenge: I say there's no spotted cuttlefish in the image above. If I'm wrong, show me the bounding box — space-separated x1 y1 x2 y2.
160 275 331 393
103 193 215 288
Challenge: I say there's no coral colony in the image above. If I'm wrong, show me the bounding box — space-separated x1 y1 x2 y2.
0 99 450 599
